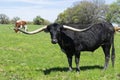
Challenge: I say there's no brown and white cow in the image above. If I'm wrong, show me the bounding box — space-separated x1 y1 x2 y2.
14 20 28 33
114 26 120 32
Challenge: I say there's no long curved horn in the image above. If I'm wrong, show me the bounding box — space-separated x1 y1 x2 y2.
63 25 93 32
18 26 47 35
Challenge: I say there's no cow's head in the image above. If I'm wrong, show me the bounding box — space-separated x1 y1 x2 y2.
14 29 18 33
14 23 19 33
17 23 92 43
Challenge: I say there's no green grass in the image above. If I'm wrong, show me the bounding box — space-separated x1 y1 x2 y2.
0 24 120 80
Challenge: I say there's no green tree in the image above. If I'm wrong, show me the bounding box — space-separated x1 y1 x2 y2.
33 16 44 25
33 16 50 25
56 0 107 25
106 0 120 24
43 19 50 25
0 14 9 24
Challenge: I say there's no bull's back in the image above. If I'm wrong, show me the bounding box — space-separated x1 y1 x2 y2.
73 22 114 51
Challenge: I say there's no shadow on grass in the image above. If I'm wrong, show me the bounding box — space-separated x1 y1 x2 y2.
42 65 103 75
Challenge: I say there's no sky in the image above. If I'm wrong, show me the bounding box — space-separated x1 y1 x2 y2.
0 0 115 22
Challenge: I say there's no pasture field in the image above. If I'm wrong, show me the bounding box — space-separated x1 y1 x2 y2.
0 24 120 80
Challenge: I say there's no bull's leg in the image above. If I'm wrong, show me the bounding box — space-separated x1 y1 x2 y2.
67 56 73 71
75 52 80 72
102 44 111 70
111 41 115 67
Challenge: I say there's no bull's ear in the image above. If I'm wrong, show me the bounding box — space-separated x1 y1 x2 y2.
59 25 64 30
60 25 67 31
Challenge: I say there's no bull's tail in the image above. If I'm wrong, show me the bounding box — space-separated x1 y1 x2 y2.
111 34 115 67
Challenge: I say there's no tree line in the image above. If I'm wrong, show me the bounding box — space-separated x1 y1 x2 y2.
0 14 50 25
0 0 120 25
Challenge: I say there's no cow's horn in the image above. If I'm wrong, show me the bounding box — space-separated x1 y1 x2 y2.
18 26 47 35
63 25 92 32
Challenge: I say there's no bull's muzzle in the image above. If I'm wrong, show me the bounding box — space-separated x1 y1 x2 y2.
51 39 58 44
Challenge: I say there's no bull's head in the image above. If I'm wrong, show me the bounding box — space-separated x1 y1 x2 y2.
18 23 92 44
45 23 62 44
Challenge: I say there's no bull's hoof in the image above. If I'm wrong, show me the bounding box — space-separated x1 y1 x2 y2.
76 68 80 72
68 67 73 72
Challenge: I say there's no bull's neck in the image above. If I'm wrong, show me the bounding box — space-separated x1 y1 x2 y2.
57 31 65 45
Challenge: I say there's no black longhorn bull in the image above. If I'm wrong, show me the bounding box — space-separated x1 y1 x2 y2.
18 22 115 72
